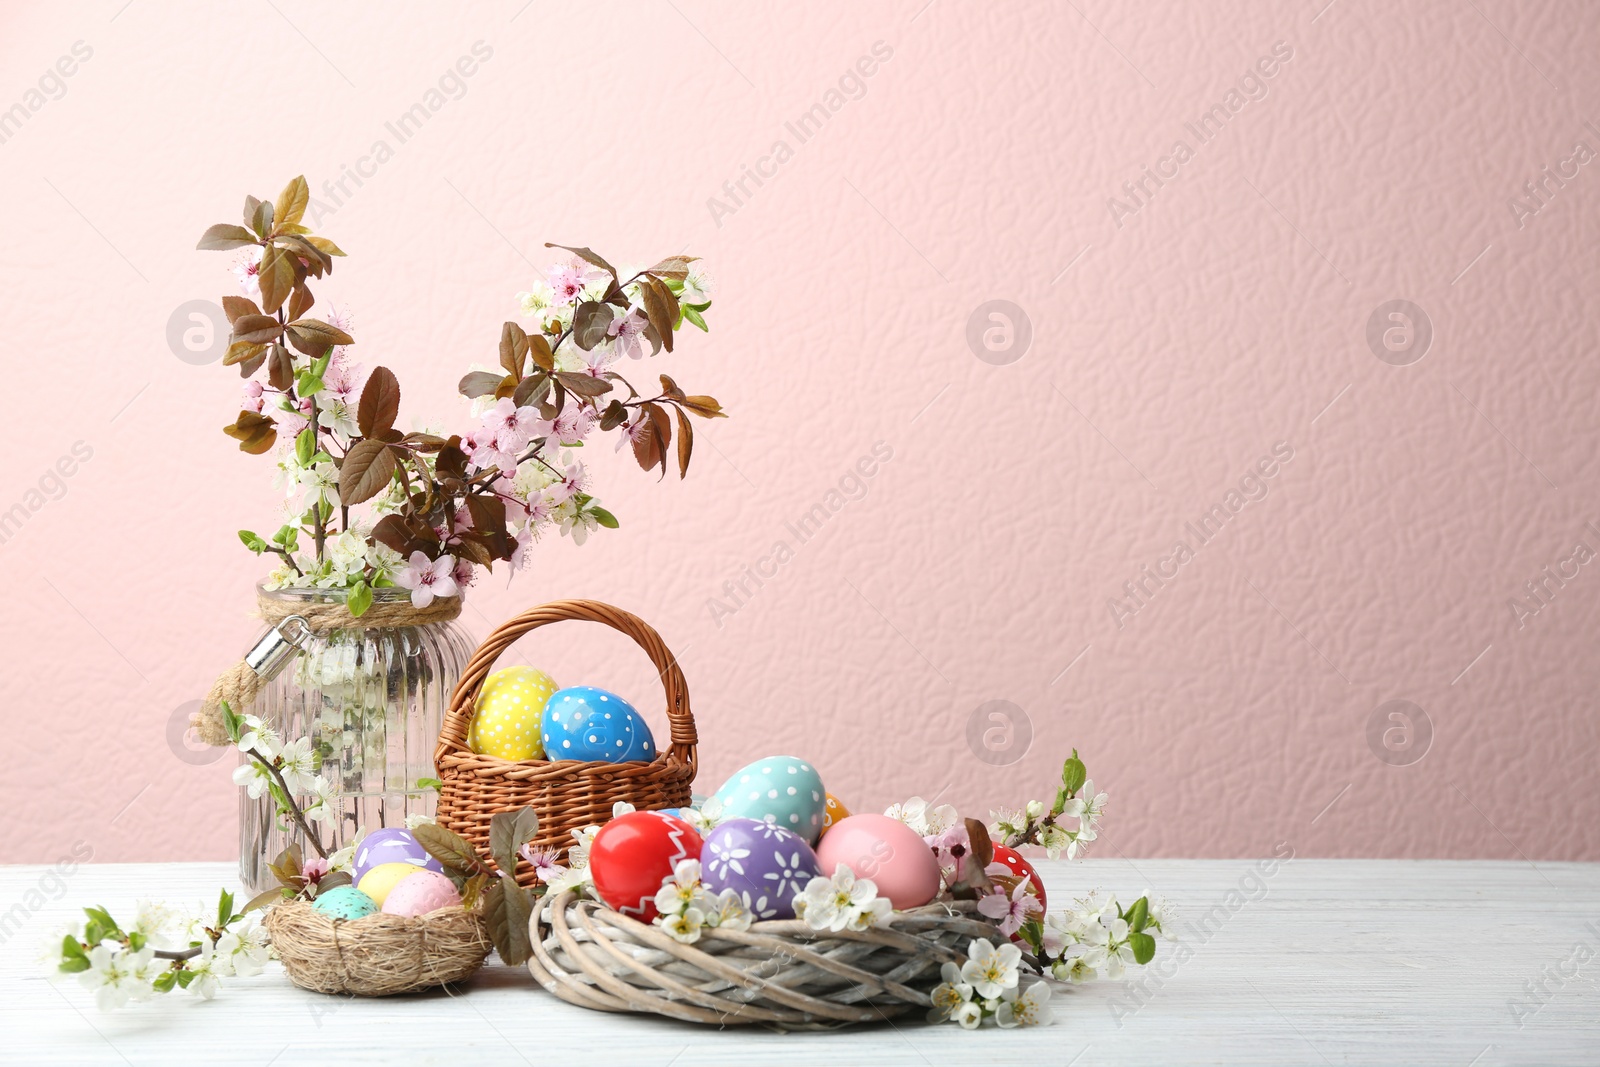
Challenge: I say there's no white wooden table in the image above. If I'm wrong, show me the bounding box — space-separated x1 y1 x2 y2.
2 859 1596 1065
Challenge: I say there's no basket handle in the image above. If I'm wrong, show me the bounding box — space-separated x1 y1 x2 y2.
434 599 696 770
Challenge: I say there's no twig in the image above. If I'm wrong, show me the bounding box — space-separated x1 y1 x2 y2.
243 746 329 858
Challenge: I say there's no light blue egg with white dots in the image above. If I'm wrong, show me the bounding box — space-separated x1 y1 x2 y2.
540 685 657 763
713 755 827 844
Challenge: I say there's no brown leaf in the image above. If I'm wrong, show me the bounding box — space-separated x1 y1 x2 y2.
680 394 727 418
266 344 294 391
465 496 510 559
599 399 628 431
414 822 487 875
287 285 314 322
646 255 697 281
224 410 277 454
435 444 469 480
488 877 534 965
238 348 266 378
221 295 260 325
274 175 309 229
493 374 520 400
257 244 294 314
571 301 613 351
675 406 693 478
357 366 400 437
556 372 612 398
197 223 258 251
637 276 677 353
658 374 686 401
512 374 551 408
338 439 396 505
274 233 332 277
499 321 529 377
285 318 352 357
458 371 503 399
527 334 554 372
543 243 617 279
230 314 284 345
452 534 494 568
251 198 274 240
305 235 347 258
631 411 660 474
370 514 410 554
222 341 265 367
243 194 262 232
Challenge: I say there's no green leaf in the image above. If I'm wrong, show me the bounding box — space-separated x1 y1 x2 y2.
1124 896 1149 933
238 530 268 554
416 777 442 792
347 580 373 618
682 305 708 332
175 968 196 989
127 930 146 951
1128 930 1156 965
590 506 619 529
220 699 244 743
295 427 315 466
60 935 87 962
152 968 178 991
217 889 234 930
58 956 90 974
1061 749 1086 795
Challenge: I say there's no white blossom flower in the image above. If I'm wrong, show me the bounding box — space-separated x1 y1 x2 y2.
659 907 705 944
78 945 156 1011
927 961 974 1023
275 736 319 795
1146 895 1176 940
797 864 888 933
297 461 340 510
231 759 275 799
654 859 703 917
183 938 223 1000
953 1000 983 1029
884 796 955 835
682 262 715 304
215 923 271 977
236 715 281 756
997 980 1052 1028
960 938 1021 1000
701 888 751 932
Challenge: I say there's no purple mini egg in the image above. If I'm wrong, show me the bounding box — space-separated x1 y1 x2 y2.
700 817 823 921
352 827 444 884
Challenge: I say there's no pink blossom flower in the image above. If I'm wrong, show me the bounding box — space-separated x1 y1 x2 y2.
394 552 459 608
545 463 588 506
977 875 1042 937
616 415 649 453
576 343 620 379
242 380 264 414
322 351 364 406
233 246 263 300
510 525 537 572
546 260 606 307
927 824 974 880
482 397 538 454
519 844 568 885
535 404 595 448
462 427 518 474
607 306 650 360
301 856 331 885
451 558 476 590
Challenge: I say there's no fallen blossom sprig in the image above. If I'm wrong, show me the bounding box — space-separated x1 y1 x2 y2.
1037 892 1173 982
45 891 270 1009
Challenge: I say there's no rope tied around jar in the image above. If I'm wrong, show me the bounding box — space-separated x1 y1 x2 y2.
190 592 464 746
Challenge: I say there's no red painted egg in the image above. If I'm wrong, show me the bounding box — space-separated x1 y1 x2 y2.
989 844 1048 912
588 811 703 921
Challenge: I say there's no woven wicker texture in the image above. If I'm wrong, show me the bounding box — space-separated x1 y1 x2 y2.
434 600 697 886
527 890 996 1028
264 901 491 996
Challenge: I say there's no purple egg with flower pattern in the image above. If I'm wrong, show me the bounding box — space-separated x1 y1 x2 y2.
352 827 444 884
700 817 823 921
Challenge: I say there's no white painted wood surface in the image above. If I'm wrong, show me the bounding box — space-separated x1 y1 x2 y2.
2 858 1596 1065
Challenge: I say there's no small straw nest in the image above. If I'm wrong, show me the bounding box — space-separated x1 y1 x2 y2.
265 900 492 996
528 890 998 1029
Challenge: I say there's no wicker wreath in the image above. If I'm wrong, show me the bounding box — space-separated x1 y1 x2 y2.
527 890 999 1029
264 901 491 996
433 600 697 886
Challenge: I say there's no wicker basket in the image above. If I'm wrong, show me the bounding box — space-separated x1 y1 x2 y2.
264 901 491 996
527 890 999 1029
434 600 697 886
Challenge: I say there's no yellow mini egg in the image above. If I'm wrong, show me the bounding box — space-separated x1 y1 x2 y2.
357 862 426 907
821 793 851 836
468 666 559 760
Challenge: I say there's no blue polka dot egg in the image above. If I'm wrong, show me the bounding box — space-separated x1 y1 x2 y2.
713 755 827 844
541 686 657 763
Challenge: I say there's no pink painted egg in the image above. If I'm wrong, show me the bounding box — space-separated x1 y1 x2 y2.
381 869 463 918
589 811 703 921
813 813 940 910
989 844 1048 912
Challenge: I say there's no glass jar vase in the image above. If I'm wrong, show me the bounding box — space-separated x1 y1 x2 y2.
238 584 473 891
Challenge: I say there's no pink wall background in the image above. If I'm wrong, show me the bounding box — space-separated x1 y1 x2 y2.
2 0 1597 865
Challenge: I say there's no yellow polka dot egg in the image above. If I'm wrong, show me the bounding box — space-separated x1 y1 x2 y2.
467 666 559 760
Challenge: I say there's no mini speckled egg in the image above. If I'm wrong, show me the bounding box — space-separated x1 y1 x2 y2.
381 869 463 917
468 666 559 760
311 885 378 921
713 756 827 843
357 862 427 908
701 818 822 920
821 793 851 836
814 813 940 910
352 827 445 884
541 686 656 763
